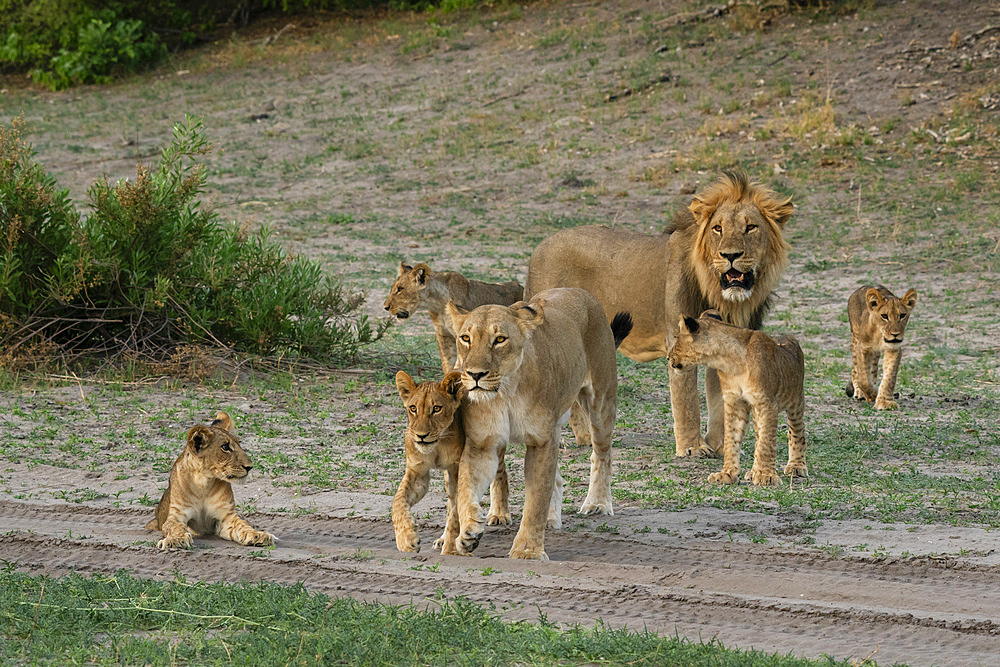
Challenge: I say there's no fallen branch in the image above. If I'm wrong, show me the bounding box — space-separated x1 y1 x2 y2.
655 4 728 28
606 73 672 103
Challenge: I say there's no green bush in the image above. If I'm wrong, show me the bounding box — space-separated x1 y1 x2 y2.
0 115 387 367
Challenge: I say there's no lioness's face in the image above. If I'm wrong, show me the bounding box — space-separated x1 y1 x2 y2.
396 371 464 452
383 262 429 319
867 288 917 348
446 301 543 401
187 413 253 483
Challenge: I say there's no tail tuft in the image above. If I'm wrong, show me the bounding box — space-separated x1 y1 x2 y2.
845 379 854 398
610 312 633 348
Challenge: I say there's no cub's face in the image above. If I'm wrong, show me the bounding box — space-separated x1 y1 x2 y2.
446 301 543 402
867 288 917 348
383 262 430 319
187 412 253 483
667 311 724 371
395 371 465 452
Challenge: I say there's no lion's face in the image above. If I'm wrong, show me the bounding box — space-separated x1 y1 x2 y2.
689 170 793 306
446 300 544 402
186 412 253 484
383 262 430 319
867 288 917 348
396 371 465 453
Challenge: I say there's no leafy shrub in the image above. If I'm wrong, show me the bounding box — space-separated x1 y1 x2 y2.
0 115 387 368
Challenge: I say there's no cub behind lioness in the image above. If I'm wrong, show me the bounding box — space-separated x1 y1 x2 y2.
846 285 917 411
668 311 807 486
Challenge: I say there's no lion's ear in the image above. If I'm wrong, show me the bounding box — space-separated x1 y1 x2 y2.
682 316 700 334
512 301 544 332
699 309 723 322
763 195 794 227
688 195 717 226
865 288 884 311
413 263 430 285
441 372 466 402
902 288 917 310
210 411 234 433
396 371 417 402
187 425 213 453
446 300 468 331
398 261 412 277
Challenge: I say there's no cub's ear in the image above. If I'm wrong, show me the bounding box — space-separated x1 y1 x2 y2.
699 309 723 322
865 288 884 311
413 263 431 285
681 316 700 334
210 411 234 433
187 425 213 453
398 261 412 277
511 301 544 333
441 372 466 402
445 300 469 331
902 288 918 310
396 371 417 402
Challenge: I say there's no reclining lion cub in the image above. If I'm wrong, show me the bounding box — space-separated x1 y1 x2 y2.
145 412 275 550
668 311 807 486
525 170 792 460
383 262 524 373
846 285 917 410
447 288 632 561
392 370 512 554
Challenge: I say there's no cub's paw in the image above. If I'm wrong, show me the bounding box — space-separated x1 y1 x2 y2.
509 544 549 561
455 525 484 555
157 533 193 550
245 530 277 547
746 467 781 487
875 398 898 411
395 529 420 553
486 509 512 527
784 462 808 478
707 469 739 485
579 496 613 517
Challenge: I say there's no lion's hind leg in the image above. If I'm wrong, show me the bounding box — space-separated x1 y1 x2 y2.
783 397 808 478
485 445 512 527
578 383 615 517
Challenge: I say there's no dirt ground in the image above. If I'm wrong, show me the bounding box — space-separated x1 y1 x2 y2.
2 0 999 664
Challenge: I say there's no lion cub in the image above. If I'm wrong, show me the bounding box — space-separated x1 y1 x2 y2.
393 371 510 554
668 311 807 486
846 285 918 410
145 412 275 550
383 262 523 373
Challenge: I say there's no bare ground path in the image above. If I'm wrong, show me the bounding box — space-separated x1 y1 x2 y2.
2 499 998 666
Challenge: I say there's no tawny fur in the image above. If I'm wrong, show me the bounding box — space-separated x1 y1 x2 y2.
524 170 792 460
846 285 917 411
445 288 629 561
667 311 807 487
145 412 275 550
391 371 511 555
383 262 524 373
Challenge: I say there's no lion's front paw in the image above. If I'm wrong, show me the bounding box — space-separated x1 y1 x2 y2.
395 528 420 553
433 532 447 551
784 462 808 478
486 509 512 526
509 544 549 561
746 467 781 487
245 530 276 547
681 439 722 459
707 468 739 485
455 525 484 555
157 533 193 550
579 496 613 517
875 398 898 411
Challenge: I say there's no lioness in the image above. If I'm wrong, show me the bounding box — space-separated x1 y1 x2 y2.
447 288 632 561
525 170 792 459
145 412 275 550
392 370 512 554
383 262 524 373
846 285 917 410
668 311 807 486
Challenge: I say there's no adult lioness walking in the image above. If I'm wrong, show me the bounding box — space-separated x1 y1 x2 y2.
525 170 792 458
447 288 631 561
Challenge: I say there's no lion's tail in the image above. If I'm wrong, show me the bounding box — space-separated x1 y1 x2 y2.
845 379 854 398
610 312 633 349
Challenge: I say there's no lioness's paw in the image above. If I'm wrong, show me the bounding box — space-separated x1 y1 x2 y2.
486 510 512 527
579 497 613 517
157 534 193 550
245 530 276 547
875 398 898 411
509 545 549 561
433 533 447 551
784 462 808 478
546 516 563 530
707 469 739 485
395 529 420 553
746 468 781 487
456 525 483 555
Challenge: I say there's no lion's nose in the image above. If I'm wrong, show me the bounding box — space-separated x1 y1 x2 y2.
467 371 487 383
720 251 743 264
243 465 253 472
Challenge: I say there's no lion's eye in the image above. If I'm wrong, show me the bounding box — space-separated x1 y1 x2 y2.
221 443 231 452
408 405 417 413
881 314 889 321
494 335 507 345
432 406 442 413
394 287 402 294
712 225 722 234
460 335 470 344
746 224 757 232
901 313 907 319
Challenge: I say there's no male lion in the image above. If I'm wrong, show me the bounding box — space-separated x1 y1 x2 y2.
525 169 792 458
447 288 632 561
145 412 275 550
383 262 524 373
668 310 807 486
392 370 511 554
846 285 917 410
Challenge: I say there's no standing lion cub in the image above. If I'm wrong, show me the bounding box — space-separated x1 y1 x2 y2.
668 311 807 486
846 285 917 410
145 412 275 550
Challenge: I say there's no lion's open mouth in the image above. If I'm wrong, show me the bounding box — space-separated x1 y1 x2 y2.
883 337 902 345
396 310 410 319
720 268 754 292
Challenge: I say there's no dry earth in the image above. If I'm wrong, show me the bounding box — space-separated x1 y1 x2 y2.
2 0 1000 665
